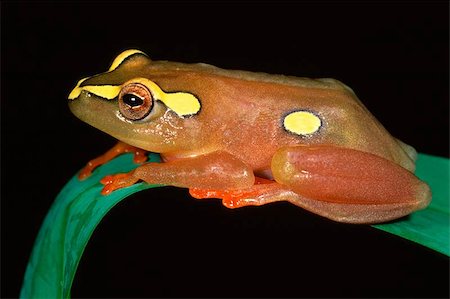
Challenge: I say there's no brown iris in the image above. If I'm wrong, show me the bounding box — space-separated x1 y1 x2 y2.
118 83 153 121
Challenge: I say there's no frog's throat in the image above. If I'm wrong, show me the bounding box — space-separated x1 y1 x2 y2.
68 78 201 118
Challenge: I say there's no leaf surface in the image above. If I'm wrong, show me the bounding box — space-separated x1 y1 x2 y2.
20 153 449 298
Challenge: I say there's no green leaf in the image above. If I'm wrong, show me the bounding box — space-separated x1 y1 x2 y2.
373 154 450 256
20 152 449 299
20 153 163 299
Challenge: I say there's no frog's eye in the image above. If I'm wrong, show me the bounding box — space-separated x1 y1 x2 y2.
118 83 153 121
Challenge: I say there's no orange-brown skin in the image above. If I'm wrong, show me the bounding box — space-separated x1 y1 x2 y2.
69 50 431 223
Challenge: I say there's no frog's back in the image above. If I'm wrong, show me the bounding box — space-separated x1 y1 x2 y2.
149 60 351 91
147 61 416 172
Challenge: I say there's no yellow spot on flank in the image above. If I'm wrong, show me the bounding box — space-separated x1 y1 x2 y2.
283 111 321 136
108 49 147 72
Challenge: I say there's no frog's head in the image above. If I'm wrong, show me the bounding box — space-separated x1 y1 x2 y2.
68 49 201 152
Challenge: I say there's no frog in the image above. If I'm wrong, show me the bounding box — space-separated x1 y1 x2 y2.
68 49 431 224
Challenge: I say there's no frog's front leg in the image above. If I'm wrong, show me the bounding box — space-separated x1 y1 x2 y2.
100 151 255 195
79 141 148 179
271 145 432 223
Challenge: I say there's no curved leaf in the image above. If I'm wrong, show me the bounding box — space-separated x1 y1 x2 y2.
374 154 450 256
20 152 449 298
20 153 162 299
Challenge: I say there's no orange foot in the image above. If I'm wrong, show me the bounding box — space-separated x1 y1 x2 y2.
100 173 139 195
79 141 148 180
189 177 278 208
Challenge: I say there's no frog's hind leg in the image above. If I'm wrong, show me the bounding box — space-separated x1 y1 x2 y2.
270 145 431 223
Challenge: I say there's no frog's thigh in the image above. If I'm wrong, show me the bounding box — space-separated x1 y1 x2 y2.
271 145 431 223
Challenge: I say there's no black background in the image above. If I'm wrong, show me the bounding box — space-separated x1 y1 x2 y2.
2 1 449 298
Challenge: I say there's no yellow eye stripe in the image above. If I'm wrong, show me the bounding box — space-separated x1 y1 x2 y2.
69 50 147 100
69 77 201 117
68 50 199 117
162 91 201 116
68 84 121 100
108 49 147 72
283 111 322 136
130 78 201 117
68 77 89 100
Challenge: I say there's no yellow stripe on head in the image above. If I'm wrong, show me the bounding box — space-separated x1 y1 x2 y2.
69 50 149 101
69 76 201 118
283 110 322 136
129 78 201 117
81 85 122 100
162 92 201 117
68 77 89 100
68 74 121 100
108 49 148 72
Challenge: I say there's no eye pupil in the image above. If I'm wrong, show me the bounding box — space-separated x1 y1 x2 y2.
123 93 144 107
118 83 153 121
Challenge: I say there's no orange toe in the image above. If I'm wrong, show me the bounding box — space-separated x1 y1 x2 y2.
189 177 276 208
100 173 139 195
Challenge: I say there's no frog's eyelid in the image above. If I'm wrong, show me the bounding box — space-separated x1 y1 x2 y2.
108 49 149 72
135 100 163 123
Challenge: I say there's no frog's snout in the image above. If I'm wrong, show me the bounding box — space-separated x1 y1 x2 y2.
68 77 89 100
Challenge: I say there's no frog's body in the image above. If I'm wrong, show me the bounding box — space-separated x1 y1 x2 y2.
69 50 430 223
